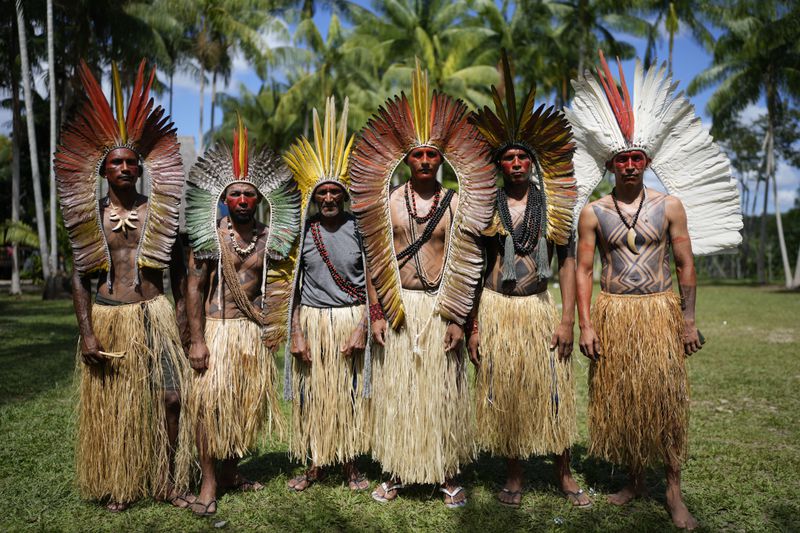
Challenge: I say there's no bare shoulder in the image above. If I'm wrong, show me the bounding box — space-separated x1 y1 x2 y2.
662 193 687 219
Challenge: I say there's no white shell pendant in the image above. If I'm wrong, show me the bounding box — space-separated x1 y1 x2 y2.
626 227 640 255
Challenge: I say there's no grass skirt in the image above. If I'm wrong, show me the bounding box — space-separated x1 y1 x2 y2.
475 289 576 458
589 291 689 469
76 295 193 503
191 317 284 459
370 290 473 484
290 304 371 466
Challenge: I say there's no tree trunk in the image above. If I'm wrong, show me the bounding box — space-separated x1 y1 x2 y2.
198 68 205 151
15 0 51 281
792 242 800 289
169 71 174 115
10 70 22 296
210 70 217 136
765 96 792 288
46 0 60 298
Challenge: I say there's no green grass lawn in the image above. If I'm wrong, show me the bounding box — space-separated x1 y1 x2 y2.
1 284 798 532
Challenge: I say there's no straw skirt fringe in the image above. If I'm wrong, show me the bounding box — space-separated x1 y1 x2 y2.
475 289 576 458
290 304 371 466
370 290 473 484
76 295 193 503
191 317 284 459
589 291 688 469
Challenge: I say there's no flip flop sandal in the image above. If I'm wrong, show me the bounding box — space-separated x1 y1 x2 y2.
497 487 523 508
440 486 467 509
105 501 130 513
564 489 593 509
189 499 217 517
371 481 404 503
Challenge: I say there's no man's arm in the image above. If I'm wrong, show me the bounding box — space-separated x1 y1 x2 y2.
365 264 387 347
576 204 602 360
186 249 211 371
551 235 576 360
169 237 189 350
667 196 702 356
71 270 104 365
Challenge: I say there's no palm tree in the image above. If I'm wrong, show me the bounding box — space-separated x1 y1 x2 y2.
47 0 58 283
15 0 51 282
639 0 713 74
688 0 800 286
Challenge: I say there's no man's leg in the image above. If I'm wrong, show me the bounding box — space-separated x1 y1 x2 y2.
158 390 195 506
189 418 218 515
497 458 523 506
218 457 265 492
608 467 647 505
556 449 592 507
665 461 698 530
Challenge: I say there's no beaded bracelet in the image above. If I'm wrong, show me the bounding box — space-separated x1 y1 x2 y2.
369 302 385 321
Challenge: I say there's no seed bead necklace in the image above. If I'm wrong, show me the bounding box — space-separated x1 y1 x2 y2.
497 182 542 255
404 181 441 223
227 221 259 257
310 221 366 304
611 186 646 255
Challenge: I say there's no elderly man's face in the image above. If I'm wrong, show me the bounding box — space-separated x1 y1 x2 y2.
405 146 443 182
499 148 532 186
224 183 260 224
313 183 346 220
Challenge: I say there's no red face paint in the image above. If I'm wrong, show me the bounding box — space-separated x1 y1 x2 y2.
499 148 532 184
102 147 141 190
610 150 648 178
224 183 259 223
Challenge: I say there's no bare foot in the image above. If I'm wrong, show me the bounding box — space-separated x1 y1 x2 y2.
666 490 698 530
497 487 523 507
288 467 322 492
344 462 369 491
105 501 130 512
608 484 645 506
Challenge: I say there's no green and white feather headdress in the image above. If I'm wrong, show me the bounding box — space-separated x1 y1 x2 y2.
565 51 742 255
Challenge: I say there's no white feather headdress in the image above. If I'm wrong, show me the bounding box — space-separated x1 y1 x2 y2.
565 52 742 255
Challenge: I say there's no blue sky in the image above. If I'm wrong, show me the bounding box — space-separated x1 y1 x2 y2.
7 4 798 212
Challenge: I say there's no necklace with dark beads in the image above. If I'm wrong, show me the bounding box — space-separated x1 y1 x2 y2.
497 182 542 255
396 189 455 265
404 181 441 223
310 221 366 304
227 221 258 257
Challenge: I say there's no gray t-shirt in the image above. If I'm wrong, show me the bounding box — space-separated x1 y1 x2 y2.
299 214 365 308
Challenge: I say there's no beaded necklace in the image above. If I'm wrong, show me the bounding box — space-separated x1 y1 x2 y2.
396 189 455 266
497 182 542 255
227 221 259 257
611 186 646 255
404 181 441 223
310 220 366 304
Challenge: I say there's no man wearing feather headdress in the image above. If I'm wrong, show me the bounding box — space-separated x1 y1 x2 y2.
184 117 300 516
568 51 742 529
54 61 193 511
469 50 590 509
283 97 373 492
349 62 496 507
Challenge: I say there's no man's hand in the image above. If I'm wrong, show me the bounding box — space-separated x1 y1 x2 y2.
188 341 211 372
683 320 702 356
467 331 481 367
444 323 465 352
550 321 575 361
80 334 106 365
371 318 387 347
341 324 367 358
290 332 312 364
578 325 602 361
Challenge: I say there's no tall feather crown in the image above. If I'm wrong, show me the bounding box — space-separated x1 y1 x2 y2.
565 51 743 255
349 62 496 329
284 96 355 211
185 117 300 261
471 50 577 245
54 59 183 279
